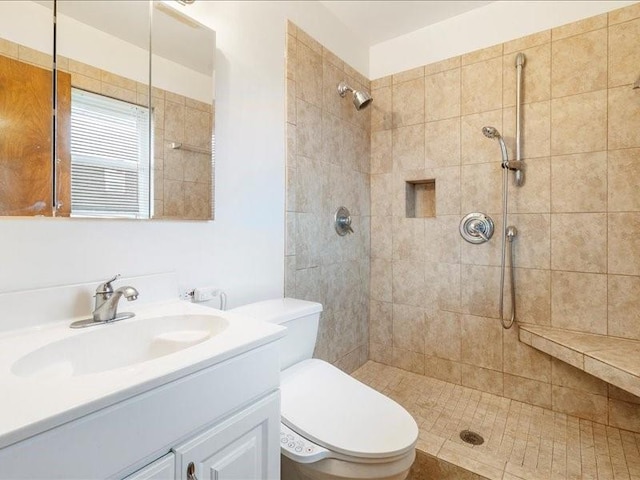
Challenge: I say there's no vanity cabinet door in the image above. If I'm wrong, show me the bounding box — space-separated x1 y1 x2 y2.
174 392 280 480
123 453 175 480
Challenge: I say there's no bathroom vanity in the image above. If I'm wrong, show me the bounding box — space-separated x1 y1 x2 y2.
0 275 285 479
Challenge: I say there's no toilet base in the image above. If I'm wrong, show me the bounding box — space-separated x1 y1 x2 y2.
281 450 415 480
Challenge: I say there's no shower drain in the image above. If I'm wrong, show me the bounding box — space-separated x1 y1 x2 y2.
459 430 484 446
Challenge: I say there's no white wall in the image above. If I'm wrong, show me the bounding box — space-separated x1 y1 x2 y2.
370 0 638 79
0 1 367 310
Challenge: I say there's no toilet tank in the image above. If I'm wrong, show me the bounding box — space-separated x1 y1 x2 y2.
229 298 322 371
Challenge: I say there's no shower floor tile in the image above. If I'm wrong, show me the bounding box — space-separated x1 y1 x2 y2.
352 361 640 480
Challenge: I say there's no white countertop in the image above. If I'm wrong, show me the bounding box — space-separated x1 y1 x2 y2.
0 300 285 450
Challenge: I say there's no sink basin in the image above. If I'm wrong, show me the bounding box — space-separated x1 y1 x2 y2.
11 314 228 379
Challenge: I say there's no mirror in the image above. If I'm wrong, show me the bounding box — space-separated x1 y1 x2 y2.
0 0 215 220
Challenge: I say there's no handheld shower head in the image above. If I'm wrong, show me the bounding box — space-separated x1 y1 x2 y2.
482 125 508 164
338 81 373 111
482 126 501 139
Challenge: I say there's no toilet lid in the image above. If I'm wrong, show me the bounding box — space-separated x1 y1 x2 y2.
280 359 418 459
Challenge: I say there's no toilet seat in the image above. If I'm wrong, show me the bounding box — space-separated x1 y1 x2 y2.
280 359 418 462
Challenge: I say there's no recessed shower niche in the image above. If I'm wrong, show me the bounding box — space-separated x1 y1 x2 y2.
405 179 435 218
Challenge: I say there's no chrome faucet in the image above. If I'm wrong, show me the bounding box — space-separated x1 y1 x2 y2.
70 274 139 328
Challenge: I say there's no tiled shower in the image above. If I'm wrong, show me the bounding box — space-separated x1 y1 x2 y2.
286 2 640 437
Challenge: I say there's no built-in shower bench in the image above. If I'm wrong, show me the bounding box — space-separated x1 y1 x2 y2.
519 324 640 397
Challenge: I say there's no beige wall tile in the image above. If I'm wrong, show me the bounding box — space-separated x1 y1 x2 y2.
461 109 503 165
608 86 640 150
393 66 424 84
552 13 608 40
608 384 640 404
608 213 640 275
609 3 640 24
297 27 322 55
184 108 211 148
502 101 551 160
504 326 551 382
461 43 503 65
424 356 462 384
461 265 501 319
504 30 551 54
434 166 461 215
551 213 607 273
392 347 425 374
609 18 640 87
101 70 137 91
421 57 460 78
393 77 425 127
393 303 426 353
508 157 551 214
370 300 392 346
552 385 608 423
551 358 608 395
296 99 322 159
461 162 502 213
322 61 345 119
286 34 296 81
393 258 426 307
608 398 640 432
371 86 392 131
551 151 607 213
17 45 52 69
71 73 101 93
551 90 607 155
461 57 503 115
425 68 460 122
393 124 425 171
426 262 462 312
371 216 392 259
608 148 640 212
393 217 425 261
371 258 392 302
370 342 393 365
371 129 392 174
504 374 552 409
424 216 461 264
425 118 461 168
552 28 607 98
511 268 551 325
286 78 296 125
322 47 344 71
101 83 137 104
425 310 461 361
371 76 391 90
461 364 504 396
503 44 551 107
551 271 607 334
608 275 640 340
0 38 19 58
461 314 503 370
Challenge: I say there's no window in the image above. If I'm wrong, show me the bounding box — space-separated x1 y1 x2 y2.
70 88 151 218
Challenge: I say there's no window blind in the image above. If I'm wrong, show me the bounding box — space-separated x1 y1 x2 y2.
70 88 150 219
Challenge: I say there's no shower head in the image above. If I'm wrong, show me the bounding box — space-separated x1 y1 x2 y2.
482 126 501 139
482 125 508 164
338 81 373 111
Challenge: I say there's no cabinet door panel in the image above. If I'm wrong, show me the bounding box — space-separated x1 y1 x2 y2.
175 392 280 480
123 452 175 480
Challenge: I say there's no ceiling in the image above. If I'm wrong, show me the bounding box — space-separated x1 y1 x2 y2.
319 1 493 46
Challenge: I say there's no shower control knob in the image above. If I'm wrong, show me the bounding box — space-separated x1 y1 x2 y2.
460 213 495 244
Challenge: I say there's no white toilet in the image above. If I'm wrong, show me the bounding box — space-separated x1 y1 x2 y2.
230 298 418 480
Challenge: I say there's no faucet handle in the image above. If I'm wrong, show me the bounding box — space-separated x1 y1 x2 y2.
96 274 121 295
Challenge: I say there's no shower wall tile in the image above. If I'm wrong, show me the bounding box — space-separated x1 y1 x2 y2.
551 28 608 98
551 89 607 155
608 148 640 212
608 275 640 340
608 18 640 87
425 117 461 168
550 151 607 213
551 13 608 41
393 77 425 127
370 300 393 345
551 271 607 334
371 75 391 90
393 303 426 354
364 4 640 435
608 85 640 150
461 57 503 115
393 124 426 171
608 213 640 275
286 26 370 372
425 68 460 122
550 213 607 273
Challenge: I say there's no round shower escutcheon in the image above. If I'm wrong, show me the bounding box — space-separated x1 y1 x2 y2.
459 212 495 244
